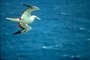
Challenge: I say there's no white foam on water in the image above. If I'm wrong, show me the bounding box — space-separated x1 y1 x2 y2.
71 56 75 58
9 46 13 49
42 46 53 49
60 12 67 15
87 38 90 41
55 44 59 47
62 54 68 57
88 30 90 32
42 44 63 49
71 55 81 58
80 27 86 30
1 13 5 16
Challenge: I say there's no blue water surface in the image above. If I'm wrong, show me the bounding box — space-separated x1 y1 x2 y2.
0 0 90 60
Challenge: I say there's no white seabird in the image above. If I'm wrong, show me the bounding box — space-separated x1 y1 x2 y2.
6 4 41 35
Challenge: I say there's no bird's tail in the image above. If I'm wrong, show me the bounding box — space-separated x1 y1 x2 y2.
6 18 20 22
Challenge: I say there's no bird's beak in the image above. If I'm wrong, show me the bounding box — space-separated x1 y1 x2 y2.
32 6 40 10
36 7 40 10
36 17 41 20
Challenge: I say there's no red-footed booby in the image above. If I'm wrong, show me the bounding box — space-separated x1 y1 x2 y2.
6 4 40 35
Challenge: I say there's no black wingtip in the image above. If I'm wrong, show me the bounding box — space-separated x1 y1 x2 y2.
23 4 30 7
22 4 31 7
12 30 22 35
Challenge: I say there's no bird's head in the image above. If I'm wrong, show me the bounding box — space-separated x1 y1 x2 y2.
30 6 40 10
31 15 41 20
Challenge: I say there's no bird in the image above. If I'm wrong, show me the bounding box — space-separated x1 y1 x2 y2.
6 4 41 35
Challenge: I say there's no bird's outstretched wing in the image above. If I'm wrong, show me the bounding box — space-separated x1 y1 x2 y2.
13 23 32 35
21 5 40 19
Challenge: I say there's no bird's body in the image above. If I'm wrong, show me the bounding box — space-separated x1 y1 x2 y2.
20 15 38 24
6 4 40 35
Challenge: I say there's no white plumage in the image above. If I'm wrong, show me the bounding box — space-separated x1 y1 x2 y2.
6 5 40 34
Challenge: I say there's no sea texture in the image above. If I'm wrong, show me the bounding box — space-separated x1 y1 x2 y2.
0 0 90 60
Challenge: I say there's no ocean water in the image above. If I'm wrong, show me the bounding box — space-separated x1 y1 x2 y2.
0 0 90 60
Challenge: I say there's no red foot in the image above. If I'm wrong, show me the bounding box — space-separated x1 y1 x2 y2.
19 18 22 20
